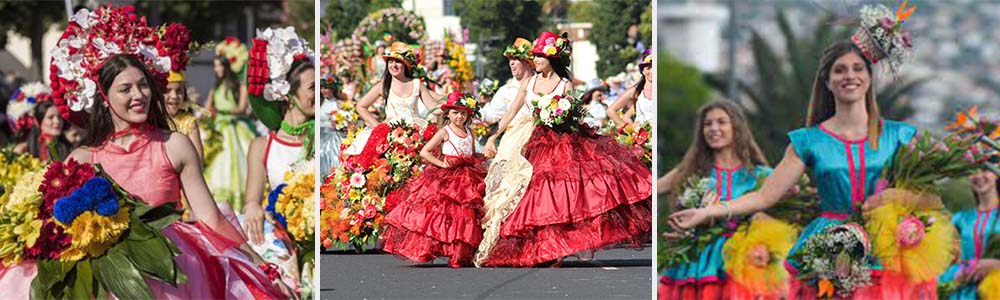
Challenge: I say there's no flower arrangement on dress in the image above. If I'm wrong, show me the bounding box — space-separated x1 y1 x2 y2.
0 160 184 299
789 223 875 299
321 120 435 251
6 82 50 136
530 89 586 133
615 122 652 165
852 2 916 74
659 176 728 270
49 5 173 126
976 234 1000 299
723 215 798 297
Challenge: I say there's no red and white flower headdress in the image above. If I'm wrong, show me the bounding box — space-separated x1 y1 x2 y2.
247 26 314 130
6 82 51 136
48 5 172 126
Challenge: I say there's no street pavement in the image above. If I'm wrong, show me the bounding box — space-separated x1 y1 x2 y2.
319 246 653 299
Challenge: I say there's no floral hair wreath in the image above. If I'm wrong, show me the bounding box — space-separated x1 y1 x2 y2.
49 5 173 127
503 37 534 61
531 32 573 66
215 37 249 75
7 82 51 134
247 26 314 130
441 91 480 118
851 1 916 76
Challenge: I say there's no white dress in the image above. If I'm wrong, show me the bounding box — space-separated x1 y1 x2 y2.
342 79 428 156
633 89 654 125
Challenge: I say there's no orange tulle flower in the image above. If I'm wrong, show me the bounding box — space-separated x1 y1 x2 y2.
896 0 916 22
818 279 835 298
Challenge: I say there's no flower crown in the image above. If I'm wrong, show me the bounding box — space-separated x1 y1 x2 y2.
851 2 916 74
442 92 480 118
49 5 172 126
7 82 51 134
477 78 499 97
247 27 314 102
215 37 249 74
531 32 573 66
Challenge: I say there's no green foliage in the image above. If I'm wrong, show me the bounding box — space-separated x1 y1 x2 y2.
455 0 543 82
590 0 651 78
704 10 924 162
656 53 711 173
568 0 596 23
321 0 403 41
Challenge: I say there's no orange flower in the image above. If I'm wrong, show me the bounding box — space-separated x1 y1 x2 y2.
350 224 361 236
817 279 835 299
896 0 916 22
991 126 1000 140
947 106 978 132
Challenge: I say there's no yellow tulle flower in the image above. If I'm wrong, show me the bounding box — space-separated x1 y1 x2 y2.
980 270 1000 300
723 216 798 297
0 169 44 266
864 188 955 282
59 207 130 262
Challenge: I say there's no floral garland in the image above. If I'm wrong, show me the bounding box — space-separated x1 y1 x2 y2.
247 27 314 102
49 5 171 125
615 122 652 165
352 8 427 45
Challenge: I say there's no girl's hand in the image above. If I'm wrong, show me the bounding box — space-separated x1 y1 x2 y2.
439 158 450 169
662 231 684 241
668 208 712 231
967 258 1000 282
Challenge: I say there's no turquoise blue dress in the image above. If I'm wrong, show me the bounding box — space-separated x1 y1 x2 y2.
783 120 916 277
938 208 1000 299
661 164 772 286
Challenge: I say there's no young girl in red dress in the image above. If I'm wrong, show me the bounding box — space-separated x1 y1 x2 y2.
382 91 487 268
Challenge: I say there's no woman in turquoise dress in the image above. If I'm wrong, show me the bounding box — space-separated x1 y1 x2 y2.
205 53 258 213
938 170 1000 299
659 101 771 300
669 41 925 299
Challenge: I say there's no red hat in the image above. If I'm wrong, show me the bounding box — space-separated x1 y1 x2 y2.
440 91 479 117
530 32 571 60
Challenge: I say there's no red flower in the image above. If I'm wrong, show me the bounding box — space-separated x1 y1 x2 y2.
23 220 72 260
38 159 96 217
161 23 191 72
247 38 270 96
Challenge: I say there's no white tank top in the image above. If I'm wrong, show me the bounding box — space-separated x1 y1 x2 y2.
525 75 569 111
264 132 303 188
442 125 474 156
634 89 654 125
384 79 421 122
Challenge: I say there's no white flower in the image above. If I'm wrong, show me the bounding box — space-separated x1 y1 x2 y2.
71 78 97 112
67 35 86 49
6 101 32 120
557 98 572 111
535 95 552 109
71 9 93 29
93 38 122 59
20 82 50 98
264 80 290 101
137 44 171 73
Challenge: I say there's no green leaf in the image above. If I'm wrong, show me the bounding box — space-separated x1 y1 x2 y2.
69 260 95 300
33 259 76 291
93 247 154 299
127 217 156 241
138 202 182 230
124 237 181 285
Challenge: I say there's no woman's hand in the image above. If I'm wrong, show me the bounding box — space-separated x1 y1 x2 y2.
965 258 1000 282
243 202 266 245
668 208 713 231
484 135 498 158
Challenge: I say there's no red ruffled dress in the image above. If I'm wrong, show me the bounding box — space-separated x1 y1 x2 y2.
478 75 653 267
382 125 487 267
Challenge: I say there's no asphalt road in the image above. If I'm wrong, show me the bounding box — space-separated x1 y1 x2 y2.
319 246 653 299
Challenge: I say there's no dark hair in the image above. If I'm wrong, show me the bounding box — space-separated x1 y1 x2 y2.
807 41 882 148
438 107 471 127
283 60 315 116
381 57 414 102
80 55 172 146
633 64 650 102
213 56 239 99
26 101 71 160
547 57 572 81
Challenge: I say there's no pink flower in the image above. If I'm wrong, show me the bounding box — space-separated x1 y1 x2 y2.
747 244 771 267
350 172 366 188
880 17 895 30
901 31 912 48
964 150 976 164
874 178 890 194
896 216 926 248
545 37 555 46
363 204 377 219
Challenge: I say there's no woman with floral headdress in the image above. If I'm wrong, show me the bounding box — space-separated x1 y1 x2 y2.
0 7 292 299
241 26 316 294
207 37 258 214
607 49 653 128
319 73 345 176
8 83 70 162
342 41 443 161
476 32 652 267
668 3 946 299
937 169 1000 299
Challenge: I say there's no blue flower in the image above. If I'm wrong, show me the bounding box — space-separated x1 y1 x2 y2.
52 177 119 224
265 183 287 228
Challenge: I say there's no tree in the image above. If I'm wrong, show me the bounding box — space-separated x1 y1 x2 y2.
320 0 402 41
657 53 712 174
590 0 651 78
0 2 65 81
285 0 317 45
568 1 596 23
704 10 924 162
455 0 543 82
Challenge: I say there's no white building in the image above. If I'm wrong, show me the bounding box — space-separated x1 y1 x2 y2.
658 1 728 73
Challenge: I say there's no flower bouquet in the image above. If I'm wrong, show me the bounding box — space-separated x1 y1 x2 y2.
977 234 1000 299
332 100 360 133
946 105 1000 174
615 122 652 165
265 160 315 299
761 175 821 228
0 159 184 299
0 149 45 195
659 176 728 271
530 89 586 134
789 223 875 298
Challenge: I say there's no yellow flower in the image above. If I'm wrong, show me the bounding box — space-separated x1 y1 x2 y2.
60 207 130 262
276 161 315 243
0 169 44 265
467 99 477 109
543 45 558 56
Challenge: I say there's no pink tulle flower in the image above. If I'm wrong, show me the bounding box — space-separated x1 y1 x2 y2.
896 216 926 248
